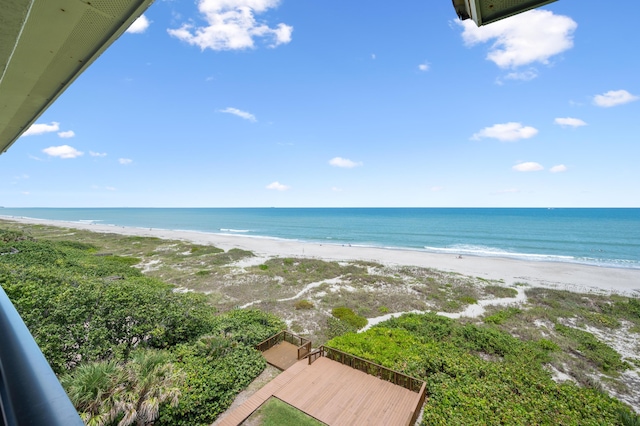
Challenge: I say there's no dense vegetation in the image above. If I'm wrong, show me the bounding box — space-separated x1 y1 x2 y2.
2 224 639 425
0 229 284 425
327 313 636 425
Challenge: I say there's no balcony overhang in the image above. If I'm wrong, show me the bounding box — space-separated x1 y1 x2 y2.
0 0 155 154
452 0 558 26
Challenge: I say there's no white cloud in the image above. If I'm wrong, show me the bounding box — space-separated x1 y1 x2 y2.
430 186 443 192
22 122 60 136
119 158 133 165
331 186 342 192
127 14 150 34
472 122 538 142
90 151 107 157
266 181 290 191
168 0 293 51
513 162 544 172
458 10 577 69
550 164 567 173
500 69 538 83
329 157 363 168
593 90 639 107
494 188 520 194
554 117 587 127
92 185 117 191
219 107 256 122
11 174 29 185
418 62 430 72
22 191 30 195
57 130 75 138
42 145 83 159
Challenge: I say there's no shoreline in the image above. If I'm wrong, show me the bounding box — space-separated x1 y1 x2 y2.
2 216 640 296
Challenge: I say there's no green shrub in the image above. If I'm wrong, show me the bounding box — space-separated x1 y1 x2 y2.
57 240 97 251
584 312 621 328
484 307 522 325
326 317 357 339
327 313 627 425
0 229 34 242
294 299 314 310
331 306 367 329
158 343 265 426
209 309 285 346
618 408 640 426
0 237 216 372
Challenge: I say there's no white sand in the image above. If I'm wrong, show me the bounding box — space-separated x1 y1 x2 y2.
3 216 640 296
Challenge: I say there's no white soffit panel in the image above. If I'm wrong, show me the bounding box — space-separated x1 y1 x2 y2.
0 0 154 154
471 0 558 26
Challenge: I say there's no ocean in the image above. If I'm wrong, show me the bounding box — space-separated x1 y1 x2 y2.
1 208 638 269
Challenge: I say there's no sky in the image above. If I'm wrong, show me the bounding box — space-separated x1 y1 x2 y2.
1 0 639 208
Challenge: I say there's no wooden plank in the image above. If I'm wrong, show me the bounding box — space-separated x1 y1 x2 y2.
262 341 300 370
272 357 419 426
217 356 423 426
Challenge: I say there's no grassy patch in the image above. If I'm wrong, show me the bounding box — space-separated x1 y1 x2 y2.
252 257 364 286
206 248 254 266
484 285 518 298
554 324 628 373
484 307 522 325
189 245 223 256
319 287 426 318
247 397 324 426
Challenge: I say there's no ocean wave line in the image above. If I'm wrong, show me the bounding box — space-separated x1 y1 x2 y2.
423 245 639 269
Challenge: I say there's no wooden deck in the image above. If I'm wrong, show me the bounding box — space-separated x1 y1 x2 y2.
217 360 309 426
217 357 423 426
262 341 300 370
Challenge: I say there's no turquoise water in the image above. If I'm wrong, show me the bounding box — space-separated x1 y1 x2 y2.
1 208 638 269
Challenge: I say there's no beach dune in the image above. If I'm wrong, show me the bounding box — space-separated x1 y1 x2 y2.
3 216 640 296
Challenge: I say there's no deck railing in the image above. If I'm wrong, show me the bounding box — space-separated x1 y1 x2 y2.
308 345 426 394
307 347 323 364
410 381 428 426
0 286 83 425
256 331 312 360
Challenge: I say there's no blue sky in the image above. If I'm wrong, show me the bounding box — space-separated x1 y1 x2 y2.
2 0 639 207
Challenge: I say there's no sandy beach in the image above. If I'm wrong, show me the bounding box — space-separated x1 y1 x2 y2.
3 216 639 296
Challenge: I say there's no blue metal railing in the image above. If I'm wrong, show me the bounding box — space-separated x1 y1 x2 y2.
0 286 83 426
